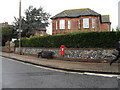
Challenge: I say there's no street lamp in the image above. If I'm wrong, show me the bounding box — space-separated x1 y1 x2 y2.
19 0 22 55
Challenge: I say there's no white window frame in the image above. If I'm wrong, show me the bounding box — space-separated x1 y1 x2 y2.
60 20 65 29
78 20 80 29
68 20 71 29
92 18 95 28
83 18 89 28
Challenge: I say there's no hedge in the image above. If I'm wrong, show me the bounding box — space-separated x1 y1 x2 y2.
15 31 120 48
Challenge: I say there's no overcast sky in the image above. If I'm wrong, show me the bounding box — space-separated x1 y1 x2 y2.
0 0 119 34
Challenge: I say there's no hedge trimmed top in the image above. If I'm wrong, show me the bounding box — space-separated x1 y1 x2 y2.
15 31 120 48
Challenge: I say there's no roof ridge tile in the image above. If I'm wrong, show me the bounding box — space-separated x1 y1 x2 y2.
64 8 90 11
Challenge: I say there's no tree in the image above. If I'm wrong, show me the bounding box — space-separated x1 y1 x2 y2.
116 26 120 31
112 28 114 31
13 6 51 37
13 17 29 37
2 26 16 46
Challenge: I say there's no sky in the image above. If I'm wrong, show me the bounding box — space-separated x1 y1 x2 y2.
0 0 120 34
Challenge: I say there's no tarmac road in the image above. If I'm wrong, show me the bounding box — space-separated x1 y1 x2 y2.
2 56 120 88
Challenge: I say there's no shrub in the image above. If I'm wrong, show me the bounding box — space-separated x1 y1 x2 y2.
15 31 120 48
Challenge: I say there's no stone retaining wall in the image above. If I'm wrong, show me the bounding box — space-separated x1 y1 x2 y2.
15 47 117 60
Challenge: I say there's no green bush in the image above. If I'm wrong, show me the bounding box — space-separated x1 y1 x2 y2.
15 31 120 48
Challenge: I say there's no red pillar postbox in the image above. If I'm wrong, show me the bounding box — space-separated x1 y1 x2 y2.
60 45 65 55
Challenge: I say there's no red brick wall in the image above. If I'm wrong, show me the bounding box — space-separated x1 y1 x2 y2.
52 16 110 35
100 23 111 31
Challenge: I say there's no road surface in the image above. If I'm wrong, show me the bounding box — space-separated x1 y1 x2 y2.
2 56 120 88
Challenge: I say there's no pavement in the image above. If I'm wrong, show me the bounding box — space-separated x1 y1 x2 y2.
1 52 120 74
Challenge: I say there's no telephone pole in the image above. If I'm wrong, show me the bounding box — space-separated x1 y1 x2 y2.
19 0 22 55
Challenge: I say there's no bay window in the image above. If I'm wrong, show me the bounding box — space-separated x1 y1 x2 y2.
92 18 95 28
68 20 71 29
83 18 89 28
60 20 65 29
78 20 80 29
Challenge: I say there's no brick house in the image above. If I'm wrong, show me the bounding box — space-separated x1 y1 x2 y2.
51 8 111 35
0 22 9 27
34 28 48 36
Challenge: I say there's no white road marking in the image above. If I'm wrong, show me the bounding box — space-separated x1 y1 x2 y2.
31 64 120 78
3 57 120 78
117 77 120 79
84 72 119 78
